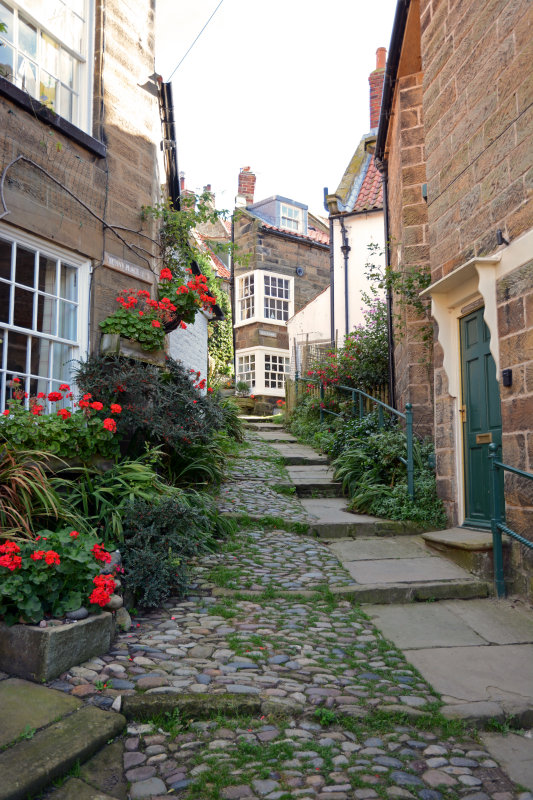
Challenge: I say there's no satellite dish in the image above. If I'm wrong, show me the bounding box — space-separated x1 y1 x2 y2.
296 267 304 277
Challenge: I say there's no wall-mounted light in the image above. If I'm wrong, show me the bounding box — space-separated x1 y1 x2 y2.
502 369 512 387
497 229 510 246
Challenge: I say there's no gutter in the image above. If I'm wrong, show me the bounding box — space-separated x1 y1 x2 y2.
159 80 180 210
375 0 412 162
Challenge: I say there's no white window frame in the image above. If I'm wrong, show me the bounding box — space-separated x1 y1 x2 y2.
280 203 301 232
235 269 294 327
236 351 255 390
0 0 94 134
237 272 255 322
0 223 90 411
235 346 290 396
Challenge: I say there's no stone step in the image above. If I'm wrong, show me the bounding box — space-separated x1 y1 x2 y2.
256 431 298 443
276 480 343 498
422 527 511 580
302 497 428 538
338 578 491 604
268 442 329 465
244 422 285 431
0 697 125 800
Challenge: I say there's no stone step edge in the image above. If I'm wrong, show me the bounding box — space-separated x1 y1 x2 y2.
210 579 491 602
0 705 125 800
311 520 434 538
441 701 533 730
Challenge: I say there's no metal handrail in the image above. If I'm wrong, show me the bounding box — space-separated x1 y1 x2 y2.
294 372 414 499
488 442 533 597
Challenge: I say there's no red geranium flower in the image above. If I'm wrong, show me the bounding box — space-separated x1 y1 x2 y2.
31 550 45 561
59 383 70 391
110 404 122 414
0 542 20 555
103 418 116 433
160 267 173 280
151 320 161 328
31 405 44 416
2 410 9 416
180 321 187 329
47 391 63 402
37 392 46 399
0 554 22 570
91 543 112 563
44 550 61 566
69 531 80 538
90 401 104 411
57 408 71 419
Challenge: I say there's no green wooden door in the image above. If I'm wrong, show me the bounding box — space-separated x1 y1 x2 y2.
460 308 502 527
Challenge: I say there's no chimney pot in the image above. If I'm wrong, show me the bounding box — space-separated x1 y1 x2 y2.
369 48 386 130
376 47 386 70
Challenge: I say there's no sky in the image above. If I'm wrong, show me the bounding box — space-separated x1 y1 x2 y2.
155 0 398 218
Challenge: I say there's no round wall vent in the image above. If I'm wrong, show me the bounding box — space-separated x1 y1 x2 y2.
296 266 304 277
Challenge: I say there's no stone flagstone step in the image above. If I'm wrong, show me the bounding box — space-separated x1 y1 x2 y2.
301 497 428 538
268 441 329 465
0 681 125 800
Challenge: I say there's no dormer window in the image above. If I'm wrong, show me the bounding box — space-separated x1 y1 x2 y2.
280 204 301 232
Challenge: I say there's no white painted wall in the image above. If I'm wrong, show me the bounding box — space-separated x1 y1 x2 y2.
168 310 210 393
332 210 385 343
287 287 331 375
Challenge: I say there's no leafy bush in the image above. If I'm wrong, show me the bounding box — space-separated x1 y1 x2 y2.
120 492 234 608
0 443 83 538
306 299 389 392
74 355 238 480
54 449 175 546
332 427 447 528
1 383 120 462
0 529 115 625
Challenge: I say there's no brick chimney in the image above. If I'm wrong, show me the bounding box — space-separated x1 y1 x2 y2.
237 166 256 206
369 47 386 130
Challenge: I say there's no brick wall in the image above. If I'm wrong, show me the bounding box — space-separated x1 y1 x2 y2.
385 72 434 436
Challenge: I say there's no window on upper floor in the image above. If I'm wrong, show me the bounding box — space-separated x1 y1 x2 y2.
0 227 89 410
238 273 254 321
0 0 92 132
280 203 301 232
264 274 290 322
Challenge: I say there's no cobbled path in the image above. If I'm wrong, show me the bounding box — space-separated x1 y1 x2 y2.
45 428 530 800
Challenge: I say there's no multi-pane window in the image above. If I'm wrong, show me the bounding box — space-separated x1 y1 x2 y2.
0 0 90 130
264 275 290 321
0 231 86 410
281 204 300 232
238 274 254 321
237 353 255 389
264 353 289 390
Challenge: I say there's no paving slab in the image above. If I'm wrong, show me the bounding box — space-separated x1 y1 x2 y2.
345 555 471 584
404 643 533 708
257 430 297 442
268 442 328 464
0 677 82 748
301 497 380 524
439 598 533 645
368 603 488 648
330 535 429 561
48 777 118 800
480 732 533 791
286 465 337 480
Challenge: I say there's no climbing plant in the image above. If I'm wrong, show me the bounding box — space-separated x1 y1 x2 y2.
363 242 433 364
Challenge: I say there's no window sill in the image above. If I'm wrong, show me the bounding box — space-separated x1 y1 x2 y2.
0 78 106 158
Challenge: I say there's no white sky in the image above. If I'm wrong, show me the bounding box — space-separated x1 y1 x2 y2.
155 0 398 218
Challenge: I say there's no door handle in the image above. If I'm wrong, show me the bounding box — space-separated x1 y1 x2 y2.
459 405 466 423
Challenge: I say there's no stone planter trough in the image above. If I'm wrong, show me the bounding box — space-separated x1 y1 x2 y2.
0 613 115 682
100 333 166 367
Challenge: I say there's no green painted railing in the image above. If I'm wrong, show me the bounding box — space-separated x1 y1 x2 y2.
294 372 414 499
488 442 533 598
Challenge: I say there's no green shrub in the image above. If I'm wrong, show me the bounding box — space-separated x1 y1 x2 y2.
119 492 231 608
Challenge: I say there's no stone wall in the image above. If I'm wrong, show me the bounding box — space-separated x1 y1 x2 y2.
497 259 533 596
419 0 533 567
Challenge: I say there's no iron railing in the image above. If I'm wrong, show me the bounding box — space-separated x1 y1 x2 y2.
488 443 533 597
294 372 414 499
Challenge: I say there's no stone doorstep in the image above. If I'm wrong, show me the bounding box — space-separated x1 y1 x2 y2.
422 528 511 580
0 612 115 683
0 705 126 800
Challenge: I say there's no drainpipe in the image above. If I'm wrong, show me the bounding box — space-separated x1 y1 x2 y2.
328 217 335 347
375 156 396 409
339 217 351 338
159 81 180 210
230 213 237 382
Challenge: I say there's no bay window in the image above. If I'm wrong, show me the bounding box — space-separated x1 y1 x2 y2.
236 270 294 325
235 347 290 396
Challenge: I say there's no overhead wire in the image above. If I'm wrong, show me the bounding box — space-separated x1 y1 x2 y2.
167 0 225 81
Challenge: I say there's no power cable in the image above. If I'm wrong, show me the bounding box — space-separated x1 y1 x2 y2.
167 0 225 81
